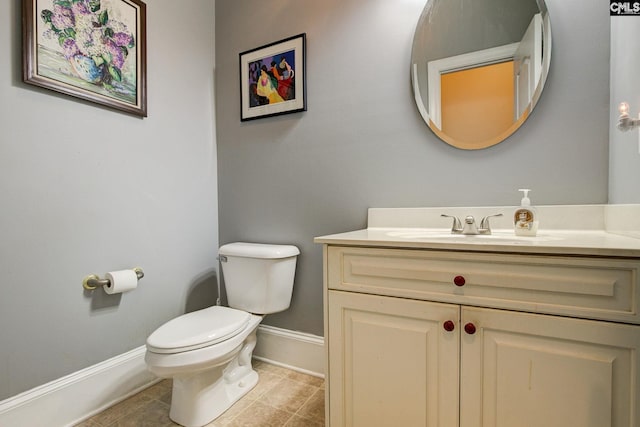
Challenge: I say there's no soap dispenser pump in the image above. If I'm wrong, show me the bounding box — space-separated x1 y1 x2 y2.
514 189 538 236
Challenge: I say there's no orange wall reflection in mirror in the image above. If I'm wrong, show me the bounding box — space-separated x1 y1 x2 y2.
441 61 514 145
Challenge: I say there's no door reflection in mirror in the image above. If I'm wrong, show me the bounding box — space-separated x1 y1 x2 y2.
441 61 514 146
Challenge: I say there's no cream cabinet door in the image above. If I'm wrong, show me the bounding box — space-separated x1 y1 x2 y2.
327 290 459 427
460 306 640 427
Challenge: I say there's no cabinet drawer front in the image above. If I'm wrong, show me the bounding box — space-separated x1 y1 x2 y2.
327 246 640 324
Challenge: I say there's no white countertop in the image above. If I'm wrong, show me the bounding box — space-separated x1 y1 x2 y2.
315 228 640 257
314 205 640 258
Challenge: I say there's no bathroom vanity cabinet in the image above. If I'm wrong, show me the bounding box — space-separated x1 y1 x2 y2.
318 244 640 427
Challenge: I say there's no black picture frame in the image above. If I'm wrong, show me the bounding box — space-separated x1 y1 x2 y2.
239 33 306 121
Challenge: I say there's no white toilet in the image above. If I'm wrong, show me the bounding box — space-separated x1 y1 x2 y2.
145 242 300 427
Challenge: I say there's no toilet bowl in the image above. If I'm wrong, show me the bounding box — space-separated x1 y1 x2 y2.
145 242 299 427
145 306 263 426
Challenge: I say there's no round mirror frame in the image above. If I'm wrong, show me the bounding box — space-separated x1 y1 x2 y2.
411 0 552 150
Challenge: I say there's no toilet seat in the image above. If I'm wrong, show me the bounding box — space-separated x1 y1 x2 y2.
147 306 251 354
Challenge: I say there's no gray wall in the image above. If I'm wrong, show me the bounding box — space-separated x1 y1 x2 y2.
0 1 217 400
216 0 610 337
609 18 640 203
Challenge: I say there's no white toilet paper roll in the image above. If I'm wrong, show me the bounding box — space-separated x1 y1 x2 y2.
104 269 138 294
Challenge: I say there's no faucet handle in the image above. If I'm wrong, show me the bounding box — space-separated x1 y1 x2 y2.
479 213 503 233
441 214 462 233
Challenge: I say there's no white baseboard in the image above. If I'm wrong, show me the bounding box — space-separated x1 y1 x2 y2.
0 326 324 427
0 346 157 427
254 325 325 378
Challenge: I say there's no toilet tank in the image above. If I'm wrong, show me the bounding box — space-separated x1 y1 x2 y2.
218 242 300 314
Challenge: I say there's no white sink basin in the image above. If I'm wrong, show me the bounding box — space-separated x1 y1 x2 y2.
385 230 563 243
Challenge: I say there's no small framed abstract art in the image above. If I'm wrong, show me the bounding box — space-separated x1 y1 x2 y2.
23 0 147 117
239 33 307 121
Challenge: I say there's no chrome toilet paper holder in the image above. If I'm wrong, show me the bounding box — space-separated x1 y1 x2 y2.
82 267 144 290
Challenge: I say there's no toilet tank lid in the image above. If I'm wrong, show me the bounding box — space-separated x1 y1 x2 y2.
219 242 300 259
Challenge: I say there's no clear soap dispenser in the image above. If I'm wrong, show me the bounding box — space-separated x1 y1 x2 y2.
514 189 538 236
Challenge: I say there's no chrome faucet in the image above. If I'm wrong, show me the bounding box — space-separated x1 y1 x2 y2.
441 213 503 235
462 216 479 235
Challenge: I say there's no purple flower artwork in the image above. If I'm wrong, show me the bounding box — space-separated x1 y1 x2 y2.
24 0 147 116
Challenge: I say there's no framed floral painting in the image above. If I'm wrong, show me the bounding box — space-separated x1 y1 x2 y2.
239 33 307 121
23 0 147 117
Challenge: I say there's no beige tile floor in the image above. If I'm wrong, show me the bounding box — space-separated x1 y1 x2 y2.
75 360 325 427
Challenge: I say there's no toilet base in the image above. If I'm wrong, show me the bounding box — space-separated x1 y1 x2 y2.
169 330 259 427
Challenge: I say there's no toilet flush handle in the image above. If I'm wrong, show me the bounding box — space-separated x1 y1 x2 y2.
217 255 228 262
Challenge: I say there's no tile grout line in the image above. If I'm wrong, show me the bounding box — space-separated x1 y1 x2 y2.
79 362 324 427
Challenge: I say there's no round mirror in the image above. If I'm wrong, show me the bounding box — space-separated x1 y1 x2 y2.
411 0 551 150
